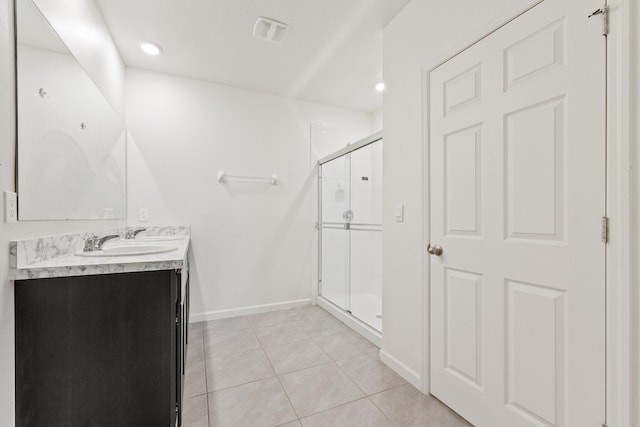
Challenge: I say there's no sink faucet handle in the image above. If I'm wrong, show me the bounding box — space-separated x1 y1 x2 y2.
84 234 99 252
83 234 119 252
125 227 147 239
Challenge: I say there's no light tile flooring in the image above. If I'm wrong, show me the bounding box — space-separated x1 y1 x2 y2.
183 305 471 427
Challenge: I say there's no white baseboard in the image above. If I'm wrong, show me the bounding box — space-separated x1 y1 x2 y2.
189 298 311 323
379 349 423 391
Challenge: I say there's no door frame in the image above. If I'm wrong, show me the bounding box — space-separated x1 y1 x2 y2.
601 1 635 426
419 0 635 425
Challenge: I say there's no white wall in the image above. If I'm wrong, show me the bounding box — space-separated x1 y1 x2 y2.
0 0 125 424
125 68 374 320
381 0 535 388
372 108 383 132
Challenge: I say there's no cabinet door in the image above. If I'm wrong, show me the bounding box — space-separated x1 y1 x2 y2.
16 270 176 427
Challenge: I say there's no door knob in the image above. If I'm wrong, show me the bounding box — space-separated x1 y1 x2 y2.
427 244 443 256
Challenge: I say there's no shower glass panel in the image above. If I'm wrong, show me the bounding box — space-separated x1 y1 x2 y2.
320 228 349 310
319 153 351 311
318 136 382 332
348 141 382 331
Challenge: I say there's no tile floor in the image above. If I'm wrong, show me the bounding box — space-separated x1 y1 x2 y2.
182 305 471 427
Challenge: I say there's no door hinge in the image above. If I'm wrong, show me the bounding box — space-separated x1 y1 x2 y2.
588 5 609 36
601 216 609 243
175 402 180 414
176 316 180 325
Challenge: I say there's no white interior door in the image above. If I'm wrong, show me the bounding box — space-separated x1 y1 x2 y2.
429 1 606 426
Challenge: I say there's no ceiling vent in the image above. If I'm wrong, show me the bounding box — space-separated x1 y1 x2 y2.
253 17 289 43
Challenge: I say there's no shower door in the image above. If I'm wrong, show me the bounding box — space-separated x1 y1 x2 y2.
318 136 382 332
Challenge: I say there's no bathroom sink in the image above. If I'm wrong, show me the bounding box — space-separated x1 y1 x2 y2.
76 245 177 257
131 236 185 242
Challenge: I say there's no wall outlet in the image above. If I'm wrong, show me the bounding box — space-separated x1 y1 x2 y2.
4 191 17 223
139 208 149 222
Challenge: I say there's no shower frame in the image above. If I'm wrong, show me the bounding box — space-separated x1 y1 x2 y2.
316 131 383 346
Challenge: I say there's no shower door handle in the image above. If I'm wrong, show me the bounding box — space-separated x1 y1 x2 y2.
427 244 443 256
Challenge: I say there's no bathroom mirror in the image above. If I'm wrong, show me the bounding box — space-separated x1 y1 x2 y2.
15 0 126 220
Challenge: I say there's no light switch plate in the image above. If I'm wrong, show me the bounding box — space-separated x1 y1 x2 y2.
4 191 17 223
139 208 149 222
394 203 404 222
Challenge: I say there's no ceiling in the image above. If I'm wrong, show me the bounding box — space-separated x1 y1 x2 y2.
95 0 409 113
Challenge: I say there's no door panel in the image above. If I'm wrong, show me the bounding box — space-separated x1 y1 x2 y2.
444 64 481 115
505 97 565 241
444 268 484 389
505 279 566 425
444 125 482 236
429 1 606 426
504 19 564 91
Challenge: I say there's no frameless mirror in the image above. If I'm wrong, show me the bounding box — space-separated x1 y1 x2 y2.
16 0 126 220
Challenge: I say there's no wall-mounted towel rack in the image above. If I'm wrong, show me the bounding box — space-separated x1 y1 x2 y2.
217 170 278 185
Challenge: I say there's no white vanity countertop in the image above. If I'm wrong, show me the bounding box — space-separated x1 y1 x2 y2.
9 226 190 280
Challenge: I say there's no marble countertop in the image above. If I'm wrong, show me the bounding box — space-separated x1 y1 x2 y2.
9 226 190 280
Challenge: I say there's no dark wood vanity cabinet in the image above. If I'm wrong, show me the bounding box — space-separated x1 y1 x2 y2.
15 269 188 427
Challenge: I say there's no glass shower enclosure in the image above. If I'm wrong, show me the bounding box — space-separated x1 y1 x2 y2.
317 134 382 332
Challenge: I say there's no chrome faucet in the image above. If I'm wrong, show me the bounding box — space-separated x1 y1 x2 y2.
83 234 120 252
124 227 147 239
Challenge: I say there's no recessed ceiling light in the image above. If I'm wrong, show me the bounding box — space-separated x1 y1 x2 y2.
140 41 162 55
375 82 385 92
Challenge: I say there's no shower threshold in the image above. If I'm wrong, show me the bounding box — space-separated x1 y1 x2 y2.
316 296 382 348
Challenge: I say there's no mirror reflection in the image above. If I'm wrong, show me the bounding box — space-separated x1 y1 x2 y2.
16 0 126 220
